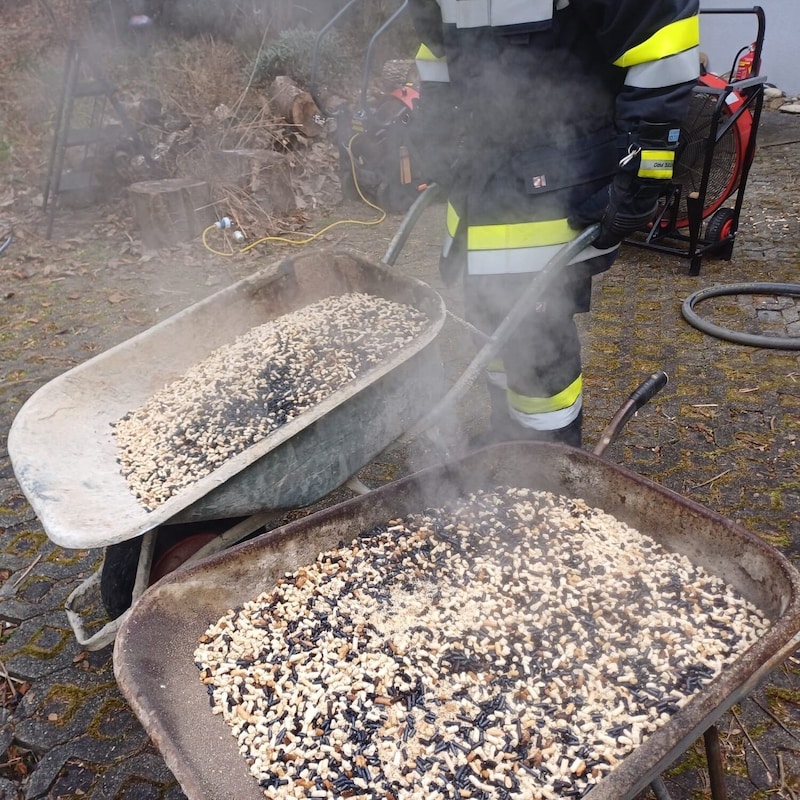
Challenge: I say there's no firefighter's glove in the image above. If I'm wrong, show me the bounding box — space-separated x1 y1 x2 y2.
594 121 680 249
567 184 611 230
594 172 664 249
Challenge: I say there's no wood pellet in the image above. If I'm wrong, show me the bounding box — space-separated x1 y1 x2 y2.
112 293 429 509
194 487 770 800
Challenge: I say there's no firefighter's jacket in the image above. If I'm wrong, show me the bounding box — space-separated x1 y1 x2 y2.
410 0 700 276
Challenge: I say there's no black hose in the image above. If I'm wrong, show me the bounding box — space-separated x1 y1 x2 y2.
682 282 800 350
592 370 669 457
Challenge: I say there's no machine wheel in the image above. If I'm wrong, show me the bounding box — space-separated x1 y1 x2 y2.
705 207 736 243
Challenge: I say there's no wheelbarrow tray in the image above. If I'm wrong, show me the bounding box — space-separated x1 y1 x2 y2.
113 442 800 800
8 249 446 549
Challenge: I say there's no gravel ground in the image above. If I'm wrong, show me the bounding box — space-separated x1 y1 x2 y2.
0 108 799 799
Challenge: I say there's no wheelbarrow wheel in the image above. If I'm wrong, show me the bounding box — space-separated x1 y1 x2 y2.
100 524 231 618
100 538 143 619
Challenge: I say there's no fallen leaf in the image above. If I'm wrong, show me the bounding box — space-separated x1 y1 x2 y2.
108 292 127 304
48 713 59 721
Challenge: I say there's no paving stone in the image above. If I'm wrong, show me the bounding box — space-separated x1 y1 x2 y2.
0 779 21 800
13 668 134 753
0 551 101 623
21 736 172 799
0 723 13 754
1 610 105 682
94 752 186 800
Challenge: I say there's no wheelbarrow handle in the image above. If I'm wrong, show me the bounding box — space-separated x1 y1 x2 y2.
592 370 669 457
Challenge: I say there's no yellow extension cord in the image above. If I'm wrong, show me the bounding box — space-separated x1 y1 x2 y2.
201 134 388 258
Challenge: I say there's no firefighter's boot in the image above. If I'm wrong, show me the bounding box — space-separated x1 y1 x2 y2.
469 386 582 449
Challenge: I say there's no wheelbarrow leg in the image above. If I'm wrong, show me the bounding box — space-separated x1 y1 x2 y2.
649 776 673 799
704 724 729 800
65 528 157 651
647 725 727 800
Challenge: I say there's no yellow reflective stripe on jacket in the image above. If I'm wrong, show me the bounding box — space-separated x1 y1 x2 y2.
624 47 700 88
415 44 450 83
467 218 575 251
448 212 617 274
508 375 582 415
613 15 700 68
446 202 460 237
638 149 675 179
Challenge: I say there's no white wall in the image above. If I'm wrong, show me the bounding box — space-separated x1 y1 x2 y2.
699 1 798 94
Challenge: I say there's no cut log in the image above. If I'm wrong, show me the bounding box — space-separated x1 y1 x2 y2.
269 75 325 138
212 149 296 215
129 178 215 250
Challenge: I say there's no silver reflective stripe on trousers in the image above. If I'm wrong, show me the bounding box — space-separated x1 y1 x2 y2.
465 242 618 275
509 395 583 431
438 0 554 28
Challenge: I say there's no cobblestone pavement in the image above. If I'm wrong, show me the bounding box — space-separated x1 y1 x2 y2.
1 109 799 800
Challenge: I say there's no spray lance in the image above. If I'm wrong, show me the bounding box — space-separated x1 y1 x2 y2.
398 221 667 452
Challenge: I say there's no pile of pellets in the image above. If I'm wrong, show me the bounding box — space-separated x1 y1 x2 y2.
112 293 429 509
195 487 770 800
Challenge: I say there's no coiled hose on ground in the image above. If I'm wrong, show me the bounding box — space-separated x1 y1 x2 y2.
682 282 800 350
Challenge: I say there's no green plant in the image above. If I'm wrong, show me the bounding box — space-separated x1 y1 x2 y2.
251 27 344 87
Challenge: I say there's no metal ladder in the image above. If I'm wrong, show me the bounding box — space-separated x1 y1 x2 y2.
43 41 150 238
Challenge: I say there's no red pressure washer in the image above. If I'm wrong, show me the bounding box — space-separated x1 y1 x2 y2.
309 0 427 213
624 6 767 275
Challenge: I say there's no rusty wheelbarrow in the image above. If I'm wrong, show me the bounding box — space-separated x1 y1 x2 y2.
113 440 800 800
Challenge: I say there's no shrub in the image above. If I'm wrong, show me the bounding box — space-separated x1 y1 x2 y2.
251 27 345 87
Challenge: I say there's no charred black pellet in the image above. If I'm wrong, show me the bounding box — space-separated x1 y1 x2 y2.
113 293 430 509
195 486 769 800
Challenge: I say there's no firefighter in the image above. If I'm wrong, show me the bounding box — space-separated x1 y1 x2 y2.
410 0 700 447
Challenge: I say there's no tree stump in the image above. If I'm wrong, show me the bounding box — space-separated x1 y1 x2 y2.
129 178 216 250
212 150 296 215
269 75 325 138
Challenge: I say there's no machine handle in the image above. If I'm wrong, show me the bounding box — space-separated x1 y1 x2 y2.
592 370 669 457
